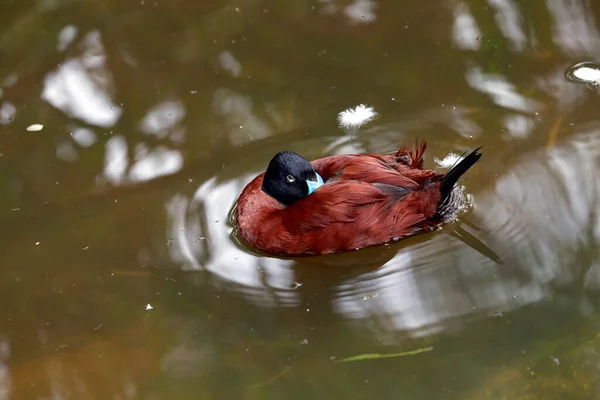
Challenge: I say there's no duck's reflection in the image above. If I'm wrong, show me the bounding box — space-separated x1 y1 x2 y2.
168 127 600 337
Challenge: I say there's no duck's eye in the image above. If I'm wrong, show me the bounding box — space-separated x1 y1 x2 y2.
398 155 410 164
285 174 296 183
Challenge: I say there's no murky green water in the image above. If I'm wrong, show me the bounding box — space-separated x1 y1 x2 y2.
2 0 600 398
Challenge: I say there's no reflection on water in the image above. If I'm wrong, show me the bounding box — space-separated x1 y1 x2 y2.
487 0 526 51
452 2 481 51
139 99 186 139
547 0 600 56
212 88 273 146
42 31 122 128
0 102 16 125
465 66 542 113
70 127 97 148
166 175 298 303
57 25 78 52
0 338 9 400
318 0 377 24
101 134 183 185
2 0 600 398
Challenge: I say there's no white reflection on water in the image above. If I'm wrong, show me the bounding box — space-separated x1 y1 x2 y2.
0 102 16 125
42 31 122 128
129 145 183 183
165 175 299 307
317 0 377 24
323 135 366 155
487 0 526 51
2 75 17 88
103 135 128 185
0 338 10 400
218 51 242 78
503 114 534 139
537 66 588 112
547 0 600 57
42 58 121 127
465 66 547 139
70 126 97 148
139 100 186 139
101 136 184 185
447 105 482 138
389 104 482 139
57 25 78 52
466 66 543 113
452 2 482 51
212 88 272 146
344 0 377 24
42 358 137 400
56 140 78 163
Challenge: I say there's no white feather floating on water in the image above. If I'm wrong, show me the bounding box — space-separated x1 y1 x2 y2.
337 104 377 128
434 152 463 169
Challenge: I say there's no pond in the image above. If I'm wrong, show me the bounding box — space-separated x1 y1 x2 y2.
1 0 600 398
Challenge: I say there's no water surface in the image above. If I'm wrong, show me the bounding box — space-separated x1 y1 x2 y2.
2 0 600 399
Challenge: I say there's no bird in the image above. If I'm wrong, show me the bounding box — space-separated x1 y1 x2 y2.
235 142 482 257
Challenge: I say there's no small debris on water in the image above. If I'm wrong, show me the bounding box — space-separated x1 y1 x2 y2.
145 303 154 310
300 339 308 345
35 241 40 246
26 124 44 131
291 282 303 289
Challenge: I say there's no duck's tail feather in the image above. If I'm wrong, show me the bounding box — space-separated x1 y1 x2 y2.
439 147 482 207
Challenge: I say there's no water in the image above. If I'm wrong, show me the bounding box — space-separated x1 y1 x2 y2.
1 0 600 398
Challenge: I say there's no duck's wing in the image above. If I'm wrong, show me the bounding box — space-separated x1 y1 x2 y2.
313 155 420 188
280 180 426 234
280 181 388 232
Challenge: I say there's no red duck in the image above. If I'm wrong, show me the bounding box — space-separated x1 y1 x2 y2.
235 142 481 257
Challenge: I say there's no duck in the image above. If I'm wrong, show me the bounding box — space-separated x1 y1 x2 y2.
235 142 482 257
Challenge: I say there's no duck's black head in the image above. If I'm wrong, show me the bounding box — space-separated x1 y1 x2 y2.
261 151 324 206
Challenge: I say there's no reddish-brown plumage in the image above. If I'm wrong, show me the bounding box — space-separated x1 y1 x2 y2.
235 142 481 257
